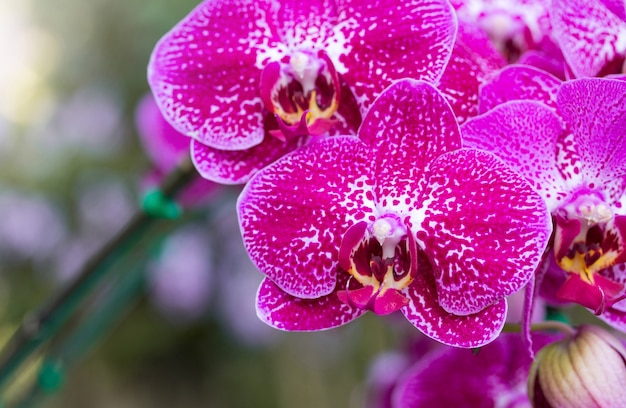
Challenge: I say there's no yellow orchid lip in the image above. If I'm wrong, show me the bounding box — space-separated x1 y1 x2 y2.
260 50 341 140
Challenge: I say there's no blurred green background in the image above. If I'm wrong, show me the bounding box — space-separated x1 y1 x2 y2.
0 0 403 406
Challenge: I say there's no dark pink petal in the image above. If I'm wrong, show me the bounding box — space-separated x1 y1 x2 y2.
401 253 507 348
191 134 304 185
438 21 506 124
238 136 377 298
518 50 568 80
462 101 569 211
256 276 365 331
393 332 560 408
338 0 456 112
552 0 626 77
415 149 552 315
557 78 626 202
602 0 626 20
148 0 284 150
479 65 562 112
358 80 461 209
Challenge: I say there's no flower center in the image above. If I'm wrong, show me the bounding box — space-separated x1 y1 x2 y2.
553 190 626 313
336 215 417 315
260 50 340 141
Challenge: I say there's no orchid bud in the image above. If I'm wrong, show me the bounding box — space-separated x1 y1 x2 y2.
528 325 626 407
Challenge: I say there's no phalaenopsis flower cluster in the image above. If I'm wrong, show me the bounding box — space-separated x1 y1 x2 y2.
145 0 626 405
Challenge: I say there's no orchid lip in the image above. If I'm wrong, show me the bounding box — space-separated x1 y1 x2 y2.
553 189 626 312
337 216 418 315
260 50 340 140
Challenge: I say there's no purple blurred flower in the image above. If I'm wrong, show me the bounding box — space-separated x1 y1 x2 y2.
391 332 559 408
135 93 219 207
148 0 457 184
463 77 626 328
552 0 626 77
147 225 213 323
0 191 66 262
450 0 553 57
238 79 551 348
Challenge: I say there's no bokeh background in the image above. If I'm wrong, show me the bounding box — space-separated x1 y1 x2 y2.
0 0 403 406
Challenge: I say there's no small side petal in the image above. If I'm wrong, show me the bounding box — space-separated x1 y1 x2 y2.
256 277 365 331
552 0 626 77
238 136 377 299
191 134 304 185
479 65 562 113
401 255 507 348
338 0 457 112
415 149 551 315
462 100 569 211
358 80 461 210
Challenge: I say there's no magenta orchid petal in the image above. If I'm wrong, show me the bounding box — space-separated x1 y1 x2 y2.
462 101 568 211
256 276 365 331
392 332 560 408
148 0 282 150
437 21 506 124
338 0 456 113
479 65 562 113
400 253 507 348
415 148 552 315
358 80 461 208
238 136 377 298
557 78 626 202
602 0 626 20
552 0 626 77
191 133 304 185
518 50 568 80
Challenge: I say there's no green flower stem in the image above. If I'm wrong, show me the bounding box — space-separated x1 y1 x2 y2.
503 320 576 337
0 158 198 392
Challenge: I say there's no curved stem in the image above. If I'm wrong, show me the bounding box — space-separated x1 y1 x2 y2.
0 158 198 391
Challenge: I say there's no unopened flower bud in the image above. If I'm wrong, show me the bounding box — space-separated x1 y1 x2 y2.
528 325 626 407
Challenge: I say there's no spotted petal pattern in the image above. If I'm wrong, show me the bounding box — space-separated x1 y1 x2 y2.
557 78 626 202
358 80 461 209
238 136 377 298
401 251 508 348
256 275 366 330
338 0 456 113
414 149 552 315
552 0 626 77
462 101 568 211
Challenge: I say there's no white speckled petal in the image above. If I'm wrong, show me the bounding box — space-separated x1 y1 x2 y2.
401 252 507 348
148 0 283 150
191 135 304 185
479 65 562 113
338 0 457 112
414 149 551 315
438 21 506 124
462 101 569 212
238 136 377 299
557 78 626 202
256 276 366 331
358 80 461 211
552 0 626 77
